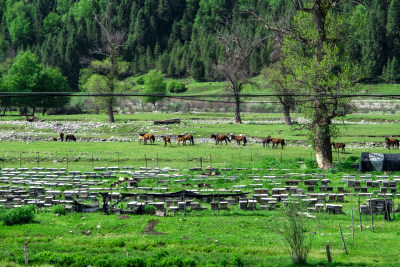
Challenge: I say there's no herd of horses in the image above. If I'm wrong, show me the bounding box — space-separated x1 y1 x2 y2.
50 130 399 152
52 132 76 142
140 133 285 148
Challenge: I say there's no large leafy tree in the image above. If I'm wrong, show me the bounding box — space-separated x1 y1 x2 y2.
3 50 70 115
251 0 360 169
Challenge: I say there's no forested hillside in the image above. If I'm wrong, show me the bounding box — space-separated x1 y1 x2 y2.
0 0 399 90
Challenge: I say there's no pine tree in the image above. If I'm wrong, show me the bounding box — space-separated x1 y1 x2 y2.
387 0 400 60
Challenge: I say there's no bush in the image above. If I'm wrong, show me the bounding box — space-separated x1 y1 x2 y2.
51 205 67 215
168 81 187 93
0 206 36 226
136 76 145 85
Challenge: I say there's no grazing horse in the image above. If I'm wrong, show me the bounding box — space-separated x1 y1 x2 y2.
138 133 155 145
266 136 285 149
331 142 345 153
59 132 64 142
177 134 194 146
162 136 171 147
210 134 231 145
25 116 37 122
65 134 76 142
385 137 399 149
230 134 247 146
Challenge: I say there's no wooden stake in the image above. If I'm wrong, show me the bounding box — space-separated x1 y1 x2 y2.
370 203 374 230
338 223 348 254
24 241 29 265
358 196 363 233
326 244 332 262
351 196 354 240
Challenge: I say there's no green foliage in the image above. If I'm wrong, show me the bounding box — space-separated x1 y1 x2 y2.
136 76 145 85
143 70 167 105
168 81 187 93
51 205 67 216
0 205 35 226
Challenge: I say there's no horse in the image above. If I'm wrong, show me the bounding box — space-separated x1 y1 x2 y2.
266 136 285 149
262 138 271 148
25 116 37 122
162 136 171 147
138 133 155 145
59 132 64 142
210 134 231 145
230 134 247 146
385 137 399 149
65 134 76 142
177 134 194 146
331 142 345 153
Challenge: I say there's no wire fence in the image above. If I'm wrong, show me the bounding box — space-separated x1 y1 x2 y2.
0 150 277 171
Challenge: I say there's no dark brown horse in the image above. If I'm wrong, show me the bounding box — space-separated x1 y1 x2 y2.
162 136 171 147
138 133 155 145
230 134 247 146
331 142 345 153
59 132 64 142
266 136 285 149
65 134 76 142
385 137 399 149
210 134 231 145
262 138 271 148
177 134 194 146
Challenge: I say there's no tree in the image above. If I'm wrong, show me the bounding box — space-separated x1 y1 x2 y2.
263 61 295 125
387 0 400 60
214 15 266 124
3 50 70 115
83 14 128 123
250 1 360 169
37 67 70 115
142 69 166 105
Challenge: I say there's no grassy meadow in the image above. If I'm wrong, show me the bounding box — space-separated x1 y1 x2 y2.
0 111 400 266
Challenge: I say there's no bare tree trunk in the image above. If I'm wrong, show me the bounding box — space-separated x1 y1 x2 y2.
283 104 292 125
314 124 333 170
107 103 115 123
234 95 242 124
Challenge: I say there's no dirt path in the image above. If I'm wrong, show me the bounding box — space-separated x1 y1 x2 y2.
143 220 168 235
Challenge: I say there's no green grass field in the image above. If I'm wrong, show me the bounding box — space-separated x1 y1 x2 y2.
1 112 400 266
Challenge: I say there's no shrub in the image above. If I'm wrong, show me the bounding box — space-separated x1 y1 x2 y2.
168 81 187 93
136 77 145 85
0 206 36 226
51 205 67 215
168 81 177 92
144 205 157 214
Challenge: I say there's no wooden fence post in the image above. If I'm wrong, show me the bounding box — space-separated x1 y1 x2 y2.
24 241 29 265
326 244 332 262
338 223 348 254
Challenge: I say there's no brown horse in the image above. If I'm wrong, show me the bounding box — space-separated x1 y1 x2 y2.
162 136 172 147
210 134 231 145
65 134 76 142
230 134 247 146
266 136 285 149
331 142 345 153
385 137 399 149
138 133 155 145
59 132 64 142
177 134 194 146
